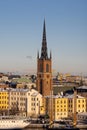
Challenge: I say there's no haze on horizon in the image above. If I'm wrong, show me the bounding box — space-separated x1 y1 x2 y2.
0 0 87 76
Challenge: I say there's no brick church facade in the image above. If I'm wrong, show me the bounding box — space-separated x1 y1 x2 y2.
36 20 53 96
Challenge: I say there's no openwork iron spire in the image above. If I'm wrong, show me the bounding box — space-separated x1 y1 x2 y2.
41 20 48 59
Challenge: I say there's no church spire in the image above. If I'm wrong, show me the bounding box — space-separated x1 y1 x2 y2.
41 20 48 59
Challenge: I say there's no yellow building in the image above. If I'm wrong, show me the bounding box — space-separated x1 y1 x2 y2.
40 97 46 115
67 94 86 118
44 94 87 121
44 95 68 120
0 89 9 111
54 96 68 120
76 95 86 113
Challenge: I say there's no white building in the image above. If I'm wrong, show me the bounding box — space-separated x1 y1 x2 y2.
0 76 9 82
9 88 42 117
26 89 42 117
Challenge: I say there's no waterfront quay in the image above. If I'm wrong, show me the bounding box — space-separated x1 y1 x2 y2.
24 128 87 130
27 123 47 128
25 122 87 130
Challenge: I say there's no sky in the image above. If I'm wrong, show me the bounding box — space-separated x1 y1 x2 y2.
0 0 87 75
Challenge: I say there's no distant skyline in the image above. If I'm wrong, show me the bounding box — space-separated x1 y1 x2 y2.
0 0 87 75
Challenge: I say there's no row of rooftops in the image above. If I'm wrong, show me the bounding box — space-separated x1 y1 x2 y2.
0 87 83 98
0 88 37 94
45 94 85 99
0 85 87 97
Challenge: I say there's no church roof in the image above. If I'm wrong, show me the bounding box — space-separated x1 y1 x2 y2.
40 20 48 59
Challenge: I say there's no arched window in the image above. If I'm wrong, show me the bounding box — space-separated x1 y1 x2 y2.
46 64 49 72
40 80 43 94
40 64 43 72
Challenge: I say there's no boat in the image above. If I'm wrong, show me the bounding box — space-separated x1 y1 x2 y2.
76 120 87 129
47 127 80 130
46 120 80 130
0 116 31 129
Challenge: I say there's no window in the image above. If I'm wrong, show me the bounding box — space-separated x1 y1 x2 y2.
47 81 48 84
64 100 66 103
40 80 43 94
78 100 80 103
61 101 62 103
82 105 84 107
46 64 49 72
40 64 43 72
78 105 80 108
82 100 84 103
39 75 41 78
47 75 49 78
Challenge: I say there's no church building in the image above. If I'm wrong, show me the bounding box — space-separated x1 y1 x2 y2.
36 20 53 96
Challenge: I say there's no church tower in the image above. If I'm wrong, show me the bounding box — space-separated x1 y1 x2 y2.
36 20 52 96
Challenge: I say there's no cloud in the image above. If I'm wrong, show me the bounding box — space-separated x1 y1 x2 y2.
26 56 32 59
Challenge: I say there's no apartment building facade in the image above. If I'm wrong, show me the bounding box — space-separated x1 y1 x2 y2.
0 88 42 117
44 94 87 120
0 88 9 114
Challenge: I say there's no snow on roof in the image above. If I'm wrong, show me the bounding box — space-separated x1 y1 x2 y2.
77 85 87 89
65 94 84 98
9 88 29 92
0 88 8 92
78 112 87 116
